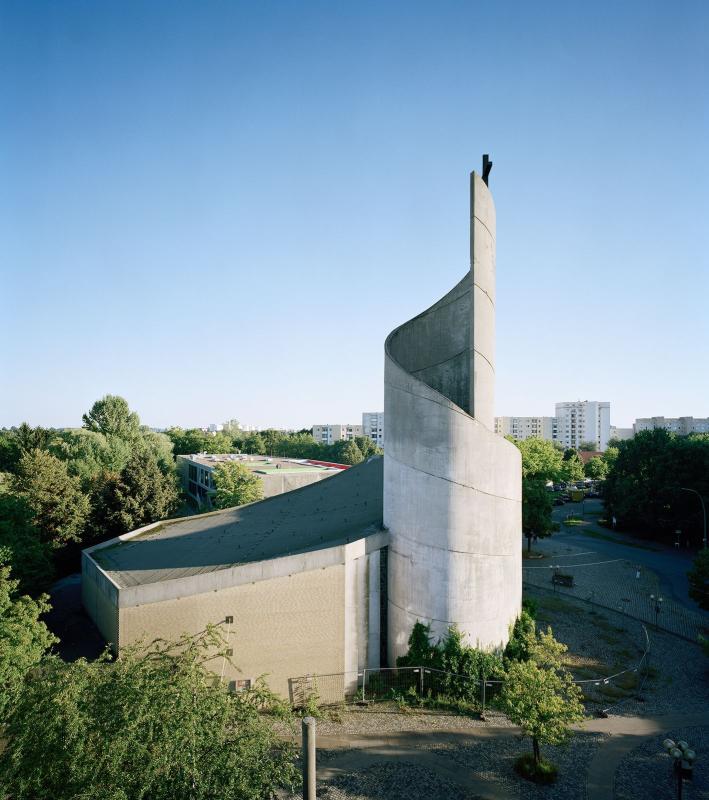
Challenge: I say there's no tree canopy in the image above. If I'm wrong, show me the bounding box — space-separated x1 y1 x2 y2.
212 462 264 509
0 628 299 800
688 549 709 610
603 429 709 543
0 554 57 722
500 627 584 766
82 395 141 441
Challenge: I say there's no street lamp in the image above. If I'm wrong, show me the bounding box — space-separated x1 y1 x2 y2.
680 488 707 549
662 738 696 799
649 594 663 629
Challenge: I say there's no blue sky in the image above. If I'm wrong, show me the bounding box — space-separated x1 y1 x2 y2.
2 0 707 430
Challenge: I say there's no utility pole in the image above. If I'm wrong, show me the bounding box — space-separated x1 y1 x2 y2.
302 716 317 800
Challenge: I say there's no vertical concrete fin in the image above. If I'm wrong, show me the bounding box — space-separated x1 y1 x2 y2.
470 170 496 431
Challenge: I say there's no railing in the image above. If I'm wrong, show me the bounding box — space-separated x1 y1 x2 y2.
523 558 708 643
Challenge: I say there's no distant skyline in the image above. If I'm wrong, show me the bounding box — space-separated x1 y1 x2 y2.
2 1 708 431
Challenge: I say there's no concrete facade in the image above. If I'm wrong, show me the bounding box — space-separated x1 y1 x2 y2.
384 171 522 661
82 457 385 699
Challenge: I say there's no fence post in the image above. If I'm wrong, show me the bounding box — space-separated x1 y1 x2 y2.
481 672 486 720
302 716 316 800
361 669 366 703
419 667 424 696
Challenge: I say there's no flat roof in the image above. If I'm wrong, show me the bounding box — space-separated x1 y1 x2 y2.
89 456 383 589
178 454 343 473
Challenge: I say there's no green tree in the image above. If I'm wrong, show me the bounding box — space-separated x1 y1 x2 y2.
354 436 383 459
504 607 537 663
578 441 598 452
241 433 267 456
561 449 585 482
522 479 555 553
13 450 90 547
212 462 264 510
49 429 133 485
96 448 180 536
0 628 298 800
513 437 564 482
396 620 439 668
0 481 54 595
330 439 364 465
688 549 709 610
0 554 57 721
82 395 141 441
500 627 584 770
584 456 608 480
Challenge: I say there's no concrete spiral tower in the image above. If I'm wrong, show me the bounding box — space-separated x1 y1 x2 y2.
384 167 522 662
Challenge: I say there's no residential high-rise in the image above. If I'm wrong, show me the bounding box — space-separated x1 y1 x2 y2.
633 417 709 435
362 412 384 449
555 401 610 451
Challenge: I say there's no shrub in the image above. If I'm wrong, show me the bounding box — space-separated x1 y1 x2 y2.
514 753 558 784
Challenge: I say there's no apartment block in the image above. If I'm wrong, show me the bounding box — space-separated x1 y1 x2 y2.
633 417 709 435
312 423 364 445
362 412 385 449
555 401 610 451
494 416 558 442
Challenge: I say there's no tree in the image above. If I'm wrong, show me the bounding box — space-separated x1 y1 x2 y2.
561 449 585 482
212 462 264 510
96 448 180 536
0 553 57 721
0 628 298 800
222 419 241 434
330 439 364 465
0 482 54 595
522 479 555 552
688 549 709 610
49 429 132 485
513 437 564 482
354 436 383 459
578 441 598 452
241 433 267 456
500 627 584 772
82 395 141 441
584 456 608 480
13 450 90 547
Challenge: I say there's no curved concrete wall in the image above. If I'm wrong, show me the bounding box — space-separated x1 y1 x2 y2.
385 172 521 661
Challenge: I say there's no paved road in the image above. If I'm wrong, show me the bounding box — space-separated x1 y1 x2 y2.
552 498 707 615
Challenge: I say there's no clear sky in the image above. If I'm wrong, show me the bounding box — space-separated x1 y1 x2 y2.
2 0 707 430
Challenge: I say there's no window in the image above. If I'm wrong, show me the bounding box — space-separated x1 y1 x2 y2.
229 679 252 692
188 464 197 481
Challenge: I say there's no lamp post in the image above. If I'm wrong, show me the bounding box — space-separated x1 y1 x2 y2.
680 487 707 549
662 738 696 800
649 594 663 629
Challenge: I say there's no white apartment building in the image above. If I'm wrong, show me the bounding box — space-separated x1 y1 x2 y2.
633 417 709 435
609 425 634 442
312 423 364 445
555 401 610 451
494 416 558 443
362 412 385 449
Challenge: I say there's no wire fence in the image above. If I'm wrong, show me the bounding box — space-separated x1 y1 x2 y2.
522 555 708 643
288 626 650 715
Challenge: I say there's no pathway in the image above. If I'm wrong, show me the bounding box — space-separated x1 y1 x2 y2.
302 711 709 799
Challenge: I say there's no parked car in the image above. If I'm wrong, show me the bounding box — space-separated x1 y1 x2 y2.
553 497 565 506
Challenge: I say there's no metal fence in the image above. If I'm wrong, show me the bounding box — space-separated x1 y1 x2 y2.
523 556 708 643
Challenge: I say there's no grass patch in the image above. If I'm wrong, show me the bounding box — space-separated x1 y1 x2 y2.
514 754 558 784
535 595 583 615
581 529 657 551
563 519 590 526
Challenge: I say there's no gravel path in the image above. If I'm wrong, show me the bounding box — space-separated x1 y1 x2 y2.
614 725 709 800
317 761 483 800
424 732 607 800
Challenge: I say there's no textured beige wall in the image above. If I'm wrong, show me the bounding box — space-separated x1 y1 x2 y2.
119 564 345 699
81 552 119 650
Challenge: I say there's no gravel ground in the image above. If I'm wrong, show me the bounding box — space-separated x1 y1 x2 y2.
313 705 513 736
424 731 607 800
614 726 709 800
316 761 483 800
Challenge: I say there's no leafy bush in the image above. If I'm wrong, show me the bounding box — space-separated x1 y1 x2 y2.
514 753 558 784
